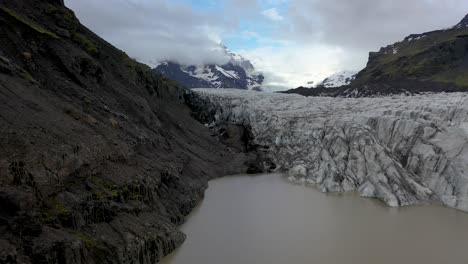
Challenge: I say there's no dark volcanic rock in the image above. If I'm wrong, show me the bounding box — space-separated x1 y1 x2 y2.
185 92 276 174
0 0 255 263
282 80 468 98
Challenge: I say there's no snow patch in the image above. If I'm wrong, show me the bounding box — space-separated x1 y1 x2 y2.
318 71 357 88
215 65 239 79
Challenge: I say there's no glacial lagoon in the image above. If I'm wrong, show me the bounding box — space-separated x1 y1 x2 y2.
162 173 468 264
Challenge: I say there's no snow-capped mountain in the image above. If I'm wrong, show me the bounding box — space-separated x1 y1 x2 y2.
318 71 357 88
154 46 264 90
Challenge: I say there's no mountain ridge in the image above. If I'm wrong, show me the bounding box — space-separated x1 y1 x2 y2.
285 12 468 97
154 47 264 90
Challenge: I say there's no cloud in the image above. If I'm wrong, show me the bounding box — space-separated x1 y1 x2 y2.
65 0 231 66
65 0 468 90
252 0 468 88
239 43 345 90
262 8 284 21
228 0 259 10
286 0 468 62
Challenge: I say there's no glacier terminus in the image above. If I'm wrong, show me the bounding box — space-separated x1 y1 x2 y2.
191 89 468 211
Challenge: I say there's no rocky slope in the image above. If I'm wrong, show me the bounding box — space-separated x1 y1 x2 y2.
154 47 264 90
192 89 468 211
286 13 468 97
0 1 257 263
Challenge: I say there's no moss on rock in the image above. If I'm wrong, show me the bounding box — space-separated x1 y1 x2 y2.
1 7 59 39
72 33 98 55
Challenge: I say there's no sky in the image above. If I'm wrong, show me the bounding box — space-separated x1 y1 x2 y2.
65 0 468 90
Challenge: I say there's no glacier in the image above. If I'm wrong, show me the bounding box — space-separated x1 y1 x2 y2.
191 89 468 211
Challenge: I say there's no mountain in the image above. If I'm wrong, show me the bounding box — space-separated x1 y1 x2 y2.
285 13 468 97
0 1 259 263
154 47 264 90
317 71 357 88
353 13 468 90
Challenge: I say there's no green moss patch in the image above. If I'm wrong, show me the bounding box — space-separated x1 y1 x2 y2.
434 71 468 87
123 55 151 73
72 231 97 249
1 7 59 39
45 4 77 25
43 198 72 222
72 33 99 55
123 56 138 70
88 176 148 202
20 71 38 84
162 77 179 87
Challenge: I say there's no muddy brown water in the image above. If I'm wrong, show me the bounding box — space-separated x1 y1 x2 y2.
161 174 468 264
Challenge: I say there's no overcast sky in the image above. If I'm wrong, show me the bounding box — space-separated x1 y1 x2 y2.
65 0 468 89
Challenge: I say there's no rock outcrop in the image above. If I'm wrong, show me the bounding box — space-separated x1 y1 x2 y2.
191 89 468 211
0 1 255 263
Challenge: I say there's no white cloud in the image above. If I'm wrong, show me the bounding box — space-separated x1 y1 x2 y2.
253 0 468 90
65 0 231 66
262 8 284 21
239 43 345 90
286 0 468 59
65 0 468 91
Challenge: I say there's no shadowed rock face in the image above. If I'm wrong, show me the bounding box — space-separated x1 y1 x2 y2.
191 89 468 211
0 0 255 263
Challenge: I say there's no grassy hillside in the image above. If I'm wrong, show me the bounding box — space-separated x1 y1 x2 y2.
354 15 468 88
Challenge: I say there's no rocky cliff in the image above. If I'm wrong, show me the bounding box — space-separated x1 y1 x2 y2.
0 0 255 263
192 89 468 211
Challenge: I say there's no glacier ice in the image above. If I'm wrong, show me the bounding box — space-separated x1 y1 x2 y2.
191 89 468 211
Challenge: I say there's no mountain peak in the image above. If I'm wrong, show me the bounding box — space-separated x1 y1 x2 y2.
154 48 264 90
220 45 255 73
